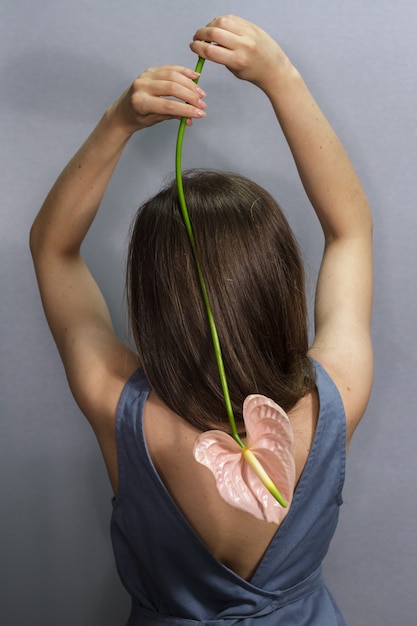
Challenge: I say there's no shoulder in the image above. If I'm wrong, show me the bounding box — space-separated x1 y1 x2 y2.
77 347 141 437
83 361 146 496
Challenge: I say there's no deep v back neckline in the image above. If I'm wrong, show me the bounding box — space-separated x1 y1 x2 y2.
111 362 347 622
139 381 325 586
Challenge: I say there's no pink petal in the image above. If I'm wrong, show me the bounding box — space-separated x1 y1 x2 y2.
243 394 293 452
243 394 296 521
193 395 296 525
193 431 257 512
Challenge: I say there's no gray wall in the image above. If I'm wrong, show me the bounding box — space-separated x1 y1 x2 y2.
1 1 416 624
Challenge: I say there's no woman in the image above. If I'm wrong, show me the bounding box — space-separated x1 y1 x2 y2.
30 15 373 625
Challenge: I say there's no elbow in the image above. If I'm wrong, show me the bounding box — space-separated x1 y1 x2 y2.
29 221 38 259
29 218 43 261
29 216 81 265
324 197 373 244
29 216 53 265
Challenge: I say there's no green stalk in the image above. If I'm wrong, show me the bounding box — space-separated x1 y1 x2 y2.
175 57 244 449
175 56 288 509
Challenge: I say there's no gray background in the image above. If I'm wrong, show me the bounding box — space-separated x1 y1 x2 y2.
1 1 416 624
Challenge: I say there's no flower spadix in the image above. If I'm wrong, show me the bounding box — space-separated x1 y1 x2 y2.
193 394 296 525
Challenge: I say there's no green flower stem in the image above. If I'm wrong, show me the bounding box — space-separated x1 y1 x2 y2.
176 56 288 511
175 57 244 450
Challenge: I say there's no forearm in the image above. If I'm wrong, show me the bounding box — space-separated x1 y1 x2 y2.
30 103 133 259
191 16 371 242
263 63 372 241
30 64 206 261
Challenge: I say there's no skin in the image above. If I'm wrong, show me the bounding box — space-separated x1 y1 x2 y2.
30 16 373 580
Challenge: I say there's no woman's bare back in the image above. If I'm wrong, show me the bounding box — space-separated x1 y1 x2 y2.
142 389 319 581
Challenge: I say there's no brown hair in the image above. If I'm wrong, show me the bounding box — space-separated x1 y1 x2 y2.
127 170 315 431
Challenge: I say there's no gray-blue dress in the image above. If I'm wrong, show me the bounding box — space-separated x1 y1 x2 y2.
111 361 346 624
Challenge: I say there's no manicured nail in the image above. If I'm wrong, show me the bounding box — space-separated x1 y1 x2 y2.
196 87 206 97
195 109 206 118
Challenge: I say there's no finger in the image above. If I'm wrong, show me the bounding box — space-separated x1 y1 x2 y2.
132 81 206 122
138 69 206 105
202 15 248 36
140 67 204 92
146 80 206 109
192 25 241 50
146 64 202 81
137 92 206 120
190 39 237 67
137 67 205 102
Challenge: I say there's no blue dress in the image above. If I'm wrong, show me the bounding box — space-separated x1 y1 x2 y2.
111 361 346 625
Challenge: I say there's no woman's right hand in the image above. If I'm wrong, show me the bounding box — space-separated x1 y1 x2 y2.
111 65 207 134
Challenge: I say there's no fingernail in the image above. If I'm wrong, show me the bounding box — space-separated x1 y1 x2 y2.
198 99 207 109
196 87 206 97
195 109 206 118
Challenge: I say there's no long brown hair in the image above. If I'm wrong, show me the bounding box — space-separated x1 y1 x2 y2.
127 170 315 430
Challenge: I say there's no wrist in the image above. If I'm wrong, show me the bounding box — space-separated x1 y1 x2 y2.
259 56 301 98
102 91 140 142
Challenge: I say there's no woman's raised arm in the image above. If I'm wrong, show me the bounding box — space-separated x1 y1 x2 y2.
29 66 207 435
191 16 373 441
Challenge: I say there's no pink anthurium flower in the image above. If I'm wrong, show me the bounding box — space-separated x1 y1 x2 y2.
193 394 296 525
